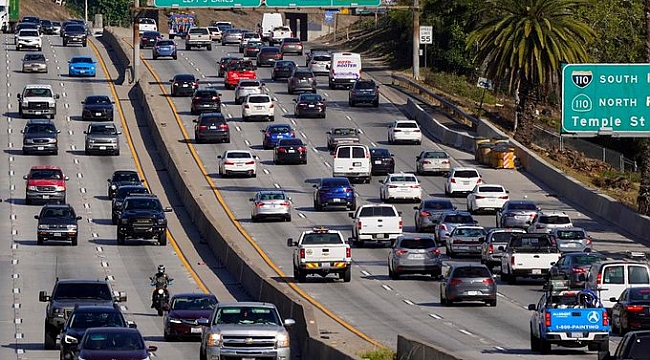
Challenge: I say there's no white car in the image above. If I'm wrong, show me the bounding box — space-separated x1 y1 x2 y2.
527 211 574 233
466 184 509 214
16 29 42 51
379 173 422 203
241 94 275 122
416 150 451 175
234 80 264 105
387 120 422 145
444 167 482 196
250 190 292 222
217 150 258 178
138 17 158 34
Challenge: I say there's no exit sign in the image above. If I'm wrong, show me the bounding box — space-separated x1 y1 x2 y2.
562 64 650 137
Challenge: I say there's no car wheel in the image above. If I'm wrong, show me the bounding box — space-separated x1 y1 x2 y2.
487 299 497 307
224 137 230 144
297 268 307 283
153 54 158 60
71 236 78 246
530 329 541 352
44 324 57 349
508 273 517 285
342 267 351 282
348 201 357 211
159 231 167 246
539 337 551 354
207 45 212 51
373 99 379 107
117 231 126 245
285 214 291 222
390 267 399 280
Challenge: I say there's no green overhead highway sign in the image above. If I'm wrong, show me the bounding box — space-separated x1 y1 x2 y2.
154 0 262 7
562 63 650 137
265 0 380 7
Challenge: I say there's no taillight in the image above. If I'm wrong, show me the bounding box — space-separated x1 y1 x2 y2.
357 221 362 230
395 250 408 256
193 82 199 87
488 244 493 254
586 236 592 246
413 129 421 132
244 104 250 108
441 160 450 164
450 178 456 183
299 248 305 259
571 267 586 274
297 147 306 152
440 224 447 231
420 211 431 217
477 178 483 183
449 279 462 286
280 201 290 207
245 161 255 165
430 248 441 255
545 312 551 327
219 124 228 130
398 219 403 229
393 129 401 132
510 256 515 265
483 278 495 285
290 131 295 137
345 188 353 193
278 148 287 153
255 202 265 207
212 96 219 100
198 125 207 130
597 273 602 285
389 185 398 188
224 161 235 165
627 305 645 312
193 96 201 100
270 104 275 108
410 185 420 189
346 247 351 258
603 310 609 326
422 161 431 165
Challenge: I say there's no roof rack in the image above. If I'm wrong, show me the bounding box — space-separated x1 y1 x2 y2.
626 251 648 261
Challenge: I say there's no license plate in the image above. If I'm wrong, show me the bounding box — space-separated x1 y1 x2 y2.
565 243 578 247
35 111 42 115
571 332 583 338
182 84 189 87
95 112 102 116
54 232 62 237
288 149 295 153
463 181 470 185
242 358 255 360
37 146 44 150
308 104 315 107
374 160 382 164
532 269 542 275
42 195 50 199
353 162 361 167
79 70 85 73
236 163 243 167
255 106 264 110
320 262 330 268
190 327 202 334
209 126 217 129
456 246 468 250
332 198 343 202
408 254 424 260
467 291 479 296
99 146 107 150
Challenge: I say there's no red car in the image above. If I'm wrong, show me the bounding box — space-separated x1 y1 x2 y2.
224 60 257 89
24 165 68 205
163 293 218 341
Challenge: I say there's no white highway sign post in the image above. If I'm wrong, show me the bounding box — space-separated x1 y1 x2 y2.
420 26 432 68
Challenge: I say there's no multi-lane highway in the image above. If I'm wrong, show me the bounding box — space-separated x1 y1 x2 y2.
0 32 246 360
137 34 650 360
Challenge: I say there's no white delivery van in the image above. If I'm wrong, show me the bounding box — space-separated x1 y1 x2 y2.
586 260 650 309
259 13 283 42
333 144 371 183
329 52 362 89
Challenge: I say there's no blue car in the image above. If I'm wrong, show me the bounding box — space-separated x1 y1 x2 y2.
68 56 96 77
261 123 295 149
313 177 356 211
152 39 177 60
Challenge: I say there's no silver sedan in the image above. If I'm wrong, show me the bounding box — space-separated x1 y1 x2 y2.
415 150 451 175
250 190 292 222
440 264 497 306
495 199 539 228
388 235 442 280
413 198 456 232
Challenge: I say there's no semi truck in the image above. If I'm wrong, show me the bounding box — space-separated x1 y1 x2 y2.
0 0 20 33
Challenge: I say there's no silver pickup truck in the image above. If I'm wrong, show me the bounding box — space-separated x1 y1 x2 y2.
185 27 212 51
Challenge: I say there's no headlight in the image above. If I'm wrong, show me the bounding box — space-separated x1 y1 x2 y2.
66 225 77 230
22 101 28 106
49 102 55 108
54 186 65 191
38 224 49 230
121 218 129 224
110 185 117 189
157 289 164 294
168 318 182 324
276 333 290 348
27 185 38 191
63 334 77 344
206 333 223 347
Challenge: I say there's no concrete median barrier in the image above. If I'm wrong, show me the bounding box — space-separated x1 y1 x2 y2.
398 335 466 360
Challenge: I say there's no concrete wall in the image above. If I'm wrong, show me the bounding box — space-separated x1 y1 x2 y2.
397 335 466 360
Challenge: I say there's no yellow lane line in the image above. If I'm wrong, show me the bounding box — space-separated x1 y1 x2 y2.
89 38 209 294
124 39 384 349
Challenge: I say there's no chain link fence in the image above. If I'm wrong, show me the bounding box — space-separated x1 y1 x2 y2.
531 126 638 173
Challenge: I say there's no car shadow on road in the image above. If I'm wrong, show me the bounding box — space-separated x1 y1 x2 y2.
66 150 87 156
1 342 45 351
91 218 114 226
3 149 23 156
13 239 78 246
93 195 110 201
3 111 22 119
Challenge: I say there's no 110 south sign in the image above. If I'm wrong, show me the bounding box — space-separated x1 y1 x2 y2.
562 64 650 135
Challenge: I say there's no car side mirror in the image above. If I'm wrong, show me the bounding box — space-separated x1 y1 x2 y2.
284 319 296 327
286 238 296 247
83 131 87 134
164 207 173 212
64 176 70 181
506 190 510 193
55 94 60 99
34 215 39 219
81 101 85 104
348 212 354 218
67 337 79 345
249 198 255 201
20 129 24 134
550 261 556 266
413 206 419 210
416 156 420 160
527 304 536 311
23 175 28 180
117 131 122 135
148 346 158 352
378 180 383 184
609 297 618 303
260 129 264 133
526 220 532 225
39 291 50 302
217 155 222 159
16 94 20 99
452 206 457 210
76 216 82 220
293 99 297 102
326 131 331 134
473 220 479 225
127 321 137 329
169 79 174 82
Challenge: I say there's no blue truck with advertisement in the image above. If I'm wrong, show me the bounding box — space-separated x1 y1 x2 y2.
528 281 610 354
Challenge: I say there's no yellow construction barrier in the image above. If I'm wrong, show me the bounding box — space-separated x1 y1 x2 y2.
474 138 490 161
490 146 516 169
477 143 493 165
491 136 510 146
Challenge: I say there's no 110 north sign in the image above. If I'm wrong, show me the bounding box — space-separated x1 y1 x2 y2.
562 64 650 137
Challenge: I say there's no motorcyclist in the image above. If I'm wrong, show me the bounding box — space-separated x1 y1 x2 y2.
576 289 600 308
150 265 173 308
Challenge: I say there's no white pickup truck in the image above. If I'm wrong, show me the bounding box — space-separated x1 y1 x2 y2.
349 204 402 248
500 233 561 285
185 27 212 51
269 26 292 45
288 227 351 283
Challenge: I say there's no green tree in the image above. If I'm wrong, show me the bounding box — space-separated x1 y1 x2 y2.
466 0 595 144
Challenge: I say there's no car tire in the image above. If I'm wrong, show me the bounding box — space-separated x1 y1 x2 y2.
44 324 57 350
349 99 354 107
207 45 212 51
297 268 307 283
487 299 497 307
37 236 44 245
82 41 87 47
285 214 291 222
373 99 379 107
117 231 126 245
153 54 158 60
390 268 399 280
508 273 517 285
224 137 230 144
158 231 167 246
342 267 351 282
530 329 541 352
71 236 78 246
348 201 356 211
539 337 551 354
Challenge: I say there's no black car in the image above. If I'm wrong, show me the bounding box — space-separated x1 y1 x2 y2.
21 119 59 155
107 170 143 199
170 74 198 97
116 194 172 245
271 60 296 81
243 41 263 57
62 24 87 47
191 88 221 115
369 147 395 175
547 252 608 289
39 19 54 34
60 305 134 360
611 287 650 334
287 68 317 94
274 138 307 165
22 15 41 32
35 204 81 245
193 113 230 143
217 56 243 77
293 93 326 118
111 185 150 224
256 46 282 67
139 30 161 48
349 79 380 107
39 279 127 349
75 327 156 360
81 95 114 121
599 330 650 360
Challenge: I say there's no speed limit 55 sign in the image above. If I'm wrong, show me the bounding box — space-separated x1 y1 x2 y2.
420 26 432 44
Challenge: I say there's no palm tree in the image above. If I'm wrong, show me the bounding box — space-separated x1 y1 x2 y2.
466 0 595 144
638 0 650 215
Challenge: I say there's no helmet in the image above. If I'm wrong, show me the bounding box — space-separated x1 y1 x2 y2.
157 265 165 273
578 289 599 308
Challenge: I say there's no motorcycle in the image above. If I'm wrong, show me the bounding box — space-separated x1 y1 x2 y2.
150 278 173 316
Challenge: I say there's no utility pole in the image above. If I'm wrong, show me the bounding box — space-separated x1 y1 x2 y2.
412 0 420 80
84 0 88 23
133 1 140 84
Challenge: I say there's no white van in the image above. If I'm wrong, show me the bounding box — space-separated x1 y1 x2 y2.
333 144 371 183
586 260 650 309
329 52 362 89
259 13 283 42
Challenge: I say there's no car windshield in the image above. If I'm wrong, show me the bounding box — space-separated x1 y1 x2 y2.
20 30 39 37
30 169 63 179
116 187 148 200
53 283 113 300
262 47 280 53
257 192 287 201
453 267 491 278
226 152 252 159
200 116 225 125
113 172 139 182
215 306 280 325
24 88 52 97
627 335 650 359
194 90 217 98
278 139 302 146
69 311 126 329
540 215 571 224
269 126 291 134
355 81 376 89
555 230 586 239
139 18 155 24
175 75 195 82
478 186 505 193
89 125 117 135
333 128 356 136
396 122 418 128
83 331 144 351
275 61 295 68
71 57 93 64
399 237 436 249
124 198 162 211
40 207 75 219
322 178 350 187
247 95 269 104
302 233 342 245
299 94 322 102
389 175 417 183
359 206 398 217
171 296 217 310
24 54 45 61
443 214 474 223
284 38 300 43
294 71 313 78
423 200 453 210
512 236 553 248
142 31 159 37
313 55 331 61
570 254 605 265
508 202 537 211
548 295 579 308
370 148 390 157
240 81 260 87
65 25 84 32
85 96 111 105
156 40 174 46
490 232 520 242
422 151 448 159
26 124 56 134
453 170 479 178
